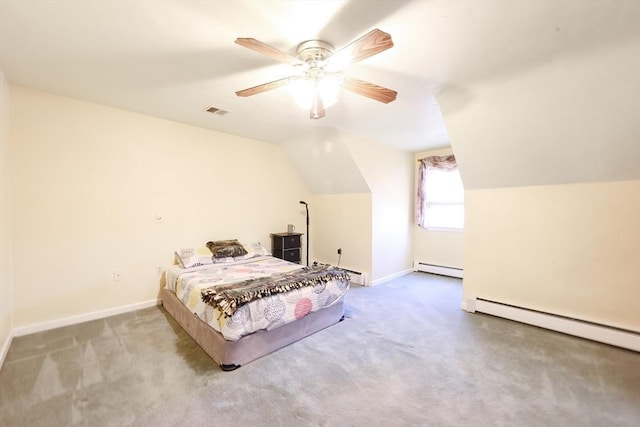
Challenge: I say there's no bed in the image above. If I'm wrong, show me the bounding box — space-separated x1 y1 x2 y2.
161 241 350 370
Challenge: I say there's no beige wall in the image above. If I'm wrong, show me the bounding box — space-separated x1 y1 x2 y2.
0 69 12 349
282 128 414 283
278 127 372 273
346 134 413 282
440 31 640 332
464 180 640 331
9 86 312 328
413 147 464 269
311 193 372 276
282 129 412 283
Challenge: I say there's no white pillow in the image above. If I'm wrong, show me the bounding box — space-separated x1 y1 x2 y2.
174 247 213 268
243 241 271 258
175 242 270 268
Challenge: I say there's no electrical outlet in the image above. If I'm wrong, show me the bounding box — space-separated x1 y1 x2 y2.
156 266 163 275
337 248 342 255
113 271 121 281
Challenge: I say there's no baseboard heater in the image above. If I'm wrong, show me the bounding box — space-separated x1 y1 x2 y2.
341 268 368 286
413 261 463 279
467 297 640 352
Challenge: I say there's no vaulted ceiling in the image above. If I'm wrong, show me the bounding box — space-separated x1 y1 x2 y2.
1 1 639 189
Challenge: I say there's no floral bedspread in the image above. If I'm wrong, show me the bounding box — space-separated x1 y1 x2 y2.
165 256 349 341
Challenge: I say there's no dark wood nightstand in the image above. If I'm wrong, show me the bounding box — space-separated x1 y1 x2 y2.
270 232 303 264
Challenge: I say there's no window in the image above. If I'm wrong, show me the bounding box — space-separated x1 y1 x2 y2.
417 155 464 230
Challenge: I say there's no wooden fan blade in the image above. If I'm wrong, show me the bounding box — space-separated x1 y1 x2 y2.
326 29 393 71
235 77 292 97
235 38 303 66
342 75 397 104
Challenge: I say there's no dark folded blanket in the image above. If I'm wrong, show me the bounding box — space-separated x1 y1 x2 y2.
201 264 350 318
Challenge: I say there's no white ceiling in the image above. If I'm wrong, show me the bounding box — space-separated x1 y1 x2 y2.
1 0 639 153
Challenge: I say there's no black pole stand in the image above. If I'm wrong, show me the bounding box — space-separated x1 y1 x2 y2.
300 201 309 266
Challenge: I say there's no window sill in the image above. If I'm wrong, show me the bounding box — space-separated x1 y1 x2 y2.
426 226 464 232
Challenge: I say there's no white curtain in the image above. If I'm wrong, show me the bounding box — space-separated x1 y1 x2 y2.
416 155 458 228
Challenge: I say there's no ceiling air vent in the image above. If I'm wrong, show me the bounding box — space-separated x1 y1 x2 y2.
205 106 229 116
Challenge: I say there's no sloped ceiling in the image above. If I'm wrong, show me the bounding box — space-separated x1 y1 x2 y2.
0 0 446 152
278 126 369 194
441 35 640 189
1 1 639 191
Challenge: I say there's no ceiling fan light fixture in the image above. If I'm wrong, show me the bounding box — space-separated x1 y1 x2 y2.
289 77 314 108
235 29 396 119
317 74 342 107
289 74 342 111
310 92 325 120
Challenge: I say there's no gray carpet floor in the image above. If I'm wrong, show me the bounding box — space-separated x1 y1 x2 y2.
1 272 639 426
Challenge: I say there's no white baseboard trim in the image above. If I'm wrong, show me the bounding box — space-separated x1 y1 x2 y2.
371 268 413 286
413 261 463 279
473 298 640 352
461 294 477 312
0 329 14 368
12 299 161 337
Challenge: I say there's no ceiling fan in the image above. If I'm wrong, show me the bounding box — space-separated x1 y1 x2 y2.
234 29 397 119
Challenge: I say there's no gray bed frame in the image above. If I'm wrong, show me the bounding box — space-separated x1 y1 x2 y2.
161 287 345 371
